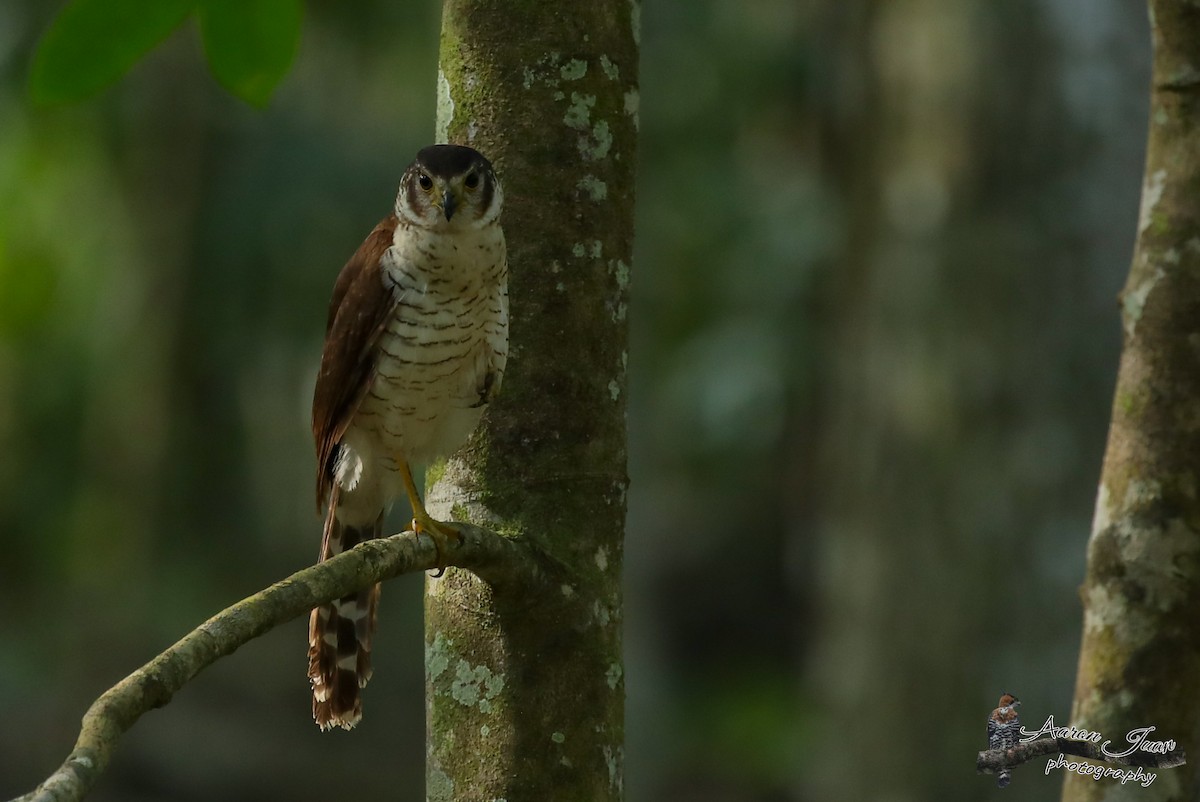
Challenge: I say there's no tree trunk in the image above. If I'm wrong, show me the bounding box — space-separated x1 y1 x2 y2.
1064 4 1200 801
423 2 638 800
812 1 1145 799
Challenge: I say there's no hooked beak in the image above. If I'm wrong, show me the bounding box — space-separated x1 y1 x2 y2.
441 187 459 221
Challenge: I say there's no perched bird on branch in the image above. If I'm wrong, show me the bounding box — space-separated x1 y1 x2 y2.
307 144 508 730
987 693 1023 788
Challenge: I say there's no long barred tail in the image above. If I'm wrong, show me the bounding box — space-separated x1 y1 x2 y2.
307 495 383 731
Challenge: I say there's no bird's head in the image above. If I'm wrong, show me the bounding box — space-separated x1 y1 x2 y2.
998 693 1020 710
395 144 503 231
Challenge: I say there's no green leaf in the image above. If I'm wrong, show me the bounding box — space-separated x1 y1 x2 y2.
29 0 196 104
197 0 302 108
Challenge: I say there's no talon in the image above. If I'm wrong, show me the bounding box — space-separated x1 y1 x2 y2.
412 512 461 577
395 457 461 576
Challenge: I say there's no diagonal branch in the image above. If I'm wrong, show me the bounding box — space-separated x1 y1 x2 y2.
977 737 1187 778
11 523 539 802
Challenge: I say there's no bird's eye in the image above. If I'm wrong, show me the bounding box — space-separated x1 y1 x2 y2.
418 174 433 191
464 172 480 190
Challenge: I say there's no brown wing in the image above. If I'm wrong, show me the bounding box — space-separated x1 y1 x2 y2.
311 215 399 509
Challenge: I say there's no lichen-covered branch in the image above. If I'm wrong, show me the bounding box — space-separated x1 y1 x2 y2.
977 738 1187 778
12 523 535 802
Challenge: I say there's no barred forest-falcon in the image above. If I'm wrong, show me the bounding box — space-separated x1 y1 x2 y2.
307 144 508 731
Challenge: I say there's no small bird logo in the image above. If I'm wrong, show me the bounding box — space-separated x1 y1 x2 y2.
987 693 1022 788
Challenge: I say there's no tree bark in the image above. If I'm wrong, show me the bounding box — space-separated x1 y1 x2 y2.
424 2 638 800
1064 4 1200 801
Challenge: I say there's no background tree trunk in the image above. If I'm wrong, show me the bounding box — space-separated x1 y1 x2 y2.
423 2 638 800
1064 4 1200 801
810 0 1146 799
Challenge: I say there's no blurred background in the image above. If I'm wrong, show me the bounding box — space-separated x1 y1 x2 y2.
0 1 1150 800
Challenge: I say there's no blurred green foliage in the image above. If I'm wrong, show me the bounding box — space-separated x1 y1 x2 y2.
29 0 194 103
197 0 302 107
30 0 300 106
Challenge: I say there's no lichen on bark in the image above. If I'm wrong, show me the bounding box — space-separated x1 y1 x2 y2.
424 1 637 799
1065 3 1200 801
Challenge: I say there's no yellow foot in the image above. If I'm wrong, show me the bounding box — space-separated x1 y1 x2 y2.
412 511 462 577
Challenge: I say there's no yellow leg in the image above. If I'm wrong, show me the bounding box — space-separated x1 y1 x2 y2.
397 459 460 575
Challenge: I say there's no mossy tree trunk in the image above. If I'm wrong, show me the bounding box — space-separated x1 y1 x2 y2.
423 1 638 800
1064 4 1200 801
